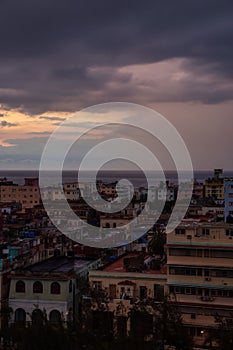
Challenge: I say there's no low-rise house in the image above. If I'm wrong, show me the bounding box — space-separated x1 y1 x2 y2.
89 252 167 306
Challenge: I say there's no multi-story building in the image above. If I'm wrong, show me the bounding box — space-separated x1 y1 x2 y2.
192 180 204 199
63 182 80 201
9 256 100 324
224 179 233 222
100 214 132 229
157 181 176 202
205 169 224 201
0 178 40 209
98 182 117 198
167 222 233 346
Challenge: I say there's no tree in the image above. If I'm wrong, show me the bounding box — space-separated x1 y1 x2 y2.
148 231 166 258
154 296 192 350
0 300 13 349
205 314 233 350
129 296 193 350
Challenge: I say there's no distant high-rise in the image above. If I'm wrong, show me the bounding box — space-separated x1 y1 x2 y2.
224 179 233 223
205 169 224 201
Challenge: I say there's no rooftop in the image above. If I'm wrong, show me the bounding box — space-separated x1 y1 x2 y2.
12 256 95 275
102 252 167 275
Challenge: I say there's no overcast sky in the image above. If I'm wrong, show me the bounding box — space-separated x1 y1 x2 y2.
0 0 233 170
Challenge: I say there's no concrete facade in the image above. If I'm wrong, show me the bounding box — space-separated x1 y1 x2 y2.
224 179 233 222
167 222 233 346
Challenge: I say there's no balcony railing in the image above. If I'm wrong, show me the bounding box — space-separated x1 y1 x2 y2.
200 296 215 302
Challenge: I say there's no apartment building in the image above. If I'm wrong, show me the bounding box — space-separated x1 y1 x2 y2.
224 179 233 222
157 181 176 202
98 182 117 198
193 180 204 199
205 169 224 201
63 182 80 201
0 178 40 209
167 222 233 346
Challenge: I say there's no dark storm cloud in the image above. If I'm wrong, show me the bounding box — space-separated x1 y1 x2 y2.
27 131 52 135
0 0 232 112
39 116 66 121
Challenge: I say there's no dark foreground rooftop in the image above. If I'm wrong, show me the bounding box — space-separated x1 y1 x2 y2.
13 256 95 275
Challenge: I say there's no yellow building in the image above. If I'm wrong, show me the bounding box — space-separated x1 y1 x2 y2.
205 169 224 200
167 222 233 346
89 252 167 309
9 256 99 324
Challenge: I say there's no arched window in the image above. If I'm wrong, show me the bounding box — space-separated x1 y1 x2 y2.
15 280 25 293
49 310 61 323
33 281 43 294
50 282 61 295
14 308 26 324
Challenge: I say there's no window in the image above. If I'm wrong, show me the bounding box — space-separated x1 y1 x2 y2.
175 287 183 294
154 284 164 301
140 286 147 300
50 282 61 294
93 281 102 290
33 281 43 294
169 248 202 257
196 328 206 337
16 280 25 293
169 267 202 276
109 284 116 299
14 308 26 323
175 228 185 235
185 288 195 295
210 250 233 258
202 228 210 236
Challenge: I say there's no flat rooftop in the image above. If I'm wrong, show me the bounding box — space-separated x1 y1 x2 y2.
103 252 167 275
14 256 95 275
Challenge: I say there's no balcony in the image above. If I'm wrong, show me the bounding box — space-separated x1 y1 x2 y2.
170 293 233 307
168 256 233 268
167 274 233 288
200 296 215 302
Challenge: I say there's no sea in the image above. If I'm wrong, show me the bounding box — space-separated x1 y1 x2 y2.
1 170 233 188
